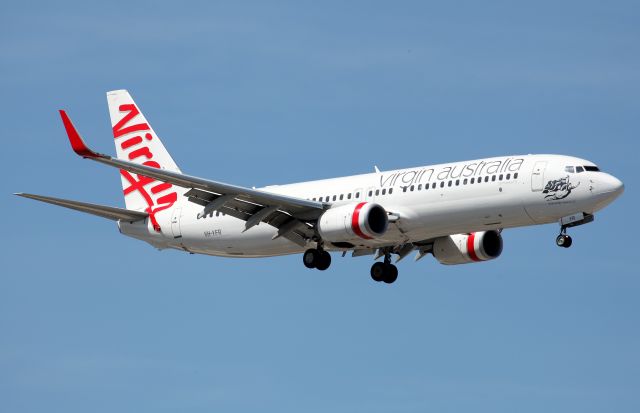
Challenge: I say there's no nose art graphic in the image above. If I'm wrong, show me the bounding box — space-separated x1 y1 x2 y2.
543 176 579 201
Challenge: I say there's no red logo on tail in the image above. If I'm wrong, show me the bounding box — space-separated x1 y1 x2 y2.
113 104 177 232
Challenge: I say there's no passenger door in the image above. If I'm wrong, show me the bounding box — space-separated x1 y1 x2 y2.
170 207 182 238
531 161 547 191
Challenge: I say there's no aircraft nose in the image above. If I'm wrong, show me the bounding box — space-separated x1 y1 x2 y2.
601 173 624 198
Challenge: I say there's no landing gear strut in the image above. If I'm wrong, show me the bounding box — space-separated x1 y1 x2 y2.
370 254 398 284
556 227 573 248
303 248 332 271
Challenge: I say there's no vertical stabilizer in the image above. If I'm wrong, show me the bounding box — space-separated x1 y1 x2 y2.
107 90 185 230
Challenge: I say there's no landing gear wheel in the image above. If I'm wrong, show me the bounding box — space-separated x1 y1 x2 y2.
370 262 399 284
370 262 386 282
383 264 398 284
316 250 332 271
303 249 331 270
562 235 572 248
556 234 573 248
303 249 319 269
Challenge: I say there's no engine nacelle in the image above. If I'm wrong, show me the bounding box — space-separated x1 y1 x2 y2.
317 202 388 243
433 230 503 265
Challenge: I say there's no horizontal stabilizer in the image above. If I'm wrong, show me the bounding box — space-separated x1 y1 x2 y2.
15 193 148 222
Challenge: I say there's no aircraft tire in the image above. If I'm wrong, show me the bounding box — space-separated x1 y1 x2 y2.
556 234 573 248
303 249 319 269
316 251 332 271
563 235 573 248
370 262 386 282
383 264 398 284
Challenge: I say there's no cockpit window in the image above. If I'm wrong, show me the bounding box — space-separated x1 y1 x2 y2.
584 165 600 172
564 166 575 173
576 166 585 173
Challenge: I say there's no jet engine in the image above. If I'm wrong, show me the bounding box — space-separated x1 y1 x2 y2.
317 202 388 243
433 230 503 265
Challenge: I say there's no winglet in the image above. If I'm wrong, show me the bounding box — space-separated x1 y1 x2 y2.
59 110 103 158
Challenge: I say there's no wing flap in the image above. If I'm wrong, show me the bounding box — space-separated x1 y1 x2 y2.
188 188 316 241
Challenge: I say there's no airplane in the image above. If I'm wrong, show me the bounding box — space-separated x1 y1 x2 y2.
16 90 625 284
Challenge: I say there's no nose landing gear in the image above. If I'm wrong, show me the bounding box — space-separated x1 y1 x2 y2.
556 233 573 248
556 226 573 248
555 212 595 248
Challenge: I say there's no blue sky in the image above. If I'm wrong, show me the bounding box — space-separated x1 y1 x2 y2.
1 1 638 412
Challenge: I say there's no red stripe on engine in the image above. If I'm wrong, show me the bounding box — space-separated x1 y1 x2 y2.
352 202 373 240
467 232 481 262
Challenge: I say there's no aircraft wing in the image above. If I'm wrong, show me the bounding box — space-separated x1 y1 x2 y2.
60 111 326 245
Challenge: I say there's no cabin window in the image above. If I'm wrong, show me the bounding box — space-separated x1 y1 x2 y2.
347 193 352 199
375 189 380 196
499 174 503 181
485 176 490 183
514 173 519 179
368 190 373 197
410 185 415 191
455 179 460 186
448 181 452 187
402 186 407 193
470 178 475 184
506 173 511 180
432 182 437 189
463 178 468 185
355 192 360 198
389 188 393 194
492 175 497 182
333 195 337 201
382 189 386 195
339 194 344 200
440 181 445 188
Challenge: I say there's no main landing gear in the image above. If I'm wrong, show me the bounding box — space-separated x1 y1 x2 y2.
303 248 332 271
303 247 399 284
370 254 398 284
556 227 573 248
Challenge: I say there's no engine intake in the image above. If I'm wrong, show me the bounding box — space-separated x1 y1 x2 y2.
433 230 503 265
318 202 388 243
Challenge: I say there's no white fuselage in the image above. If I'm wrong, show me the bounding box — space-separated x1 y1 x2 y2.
119 154 623 257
